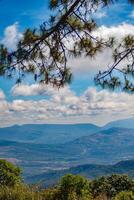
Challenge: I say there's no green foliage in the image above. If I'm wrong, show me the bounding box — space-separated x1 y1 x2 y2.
0 160 21 187
0 45 8 76
41 188 60 200
91 174 134 198
1 160 134 200
59 174 93 200
114 191 134 200
0 185 38 200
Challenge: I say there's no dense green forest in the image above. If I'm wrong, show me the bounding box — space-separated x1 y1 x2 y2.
1 159 134 200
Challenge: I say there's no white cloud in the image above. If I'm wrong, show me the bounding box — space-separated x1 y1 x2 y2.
1 23 134 127
1 22 22 50
70 23 134 74
0 90 9 113
11 84 76 102
0 84 133 127
0 100 9 113
12 84 56 97
93 23 134 40
94 11 107 19
0 90 5 100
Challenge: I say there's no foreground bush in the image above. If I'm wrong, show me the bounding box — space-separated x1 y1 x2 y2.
1 159 134 200
114 191 134 200
0 160 21 187
59 174 93 200
0 185 38 200
41 188 60 200
91 174 134 199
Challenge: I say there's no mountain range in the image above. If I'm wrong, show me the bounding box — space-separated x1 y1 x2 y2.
0 117 134 184
0 123 99 144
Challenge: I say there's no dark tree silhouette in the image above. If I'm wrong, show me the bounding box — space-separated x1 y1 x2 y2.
0 0 134 91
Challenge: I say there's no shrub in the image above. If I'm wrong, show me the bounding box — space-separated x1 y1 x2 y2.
114 191 134 200
59 174 93 200
0 159 21 187
0 185 38 200
91 174 134 198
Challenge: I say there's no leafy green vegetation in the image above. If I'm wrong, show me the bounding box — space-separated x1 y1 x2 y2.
114 191 134 200
0 159 134 199
0 160 21 187
90 174 134 199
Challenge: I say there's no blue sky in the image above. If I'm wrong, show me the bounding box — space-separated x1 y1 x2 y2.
0 0 133 31
0 0 49 35
0 0 134 127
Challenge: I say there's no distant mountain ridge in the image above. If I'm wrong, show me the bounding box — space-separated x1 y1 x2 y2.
0 123 100 144
0 117 133 145
104 117 134 129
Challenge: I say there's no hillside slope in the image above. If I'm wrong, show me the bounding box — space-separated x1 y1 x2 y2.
61 127 134 163
27 159 134 186
104 117 134 129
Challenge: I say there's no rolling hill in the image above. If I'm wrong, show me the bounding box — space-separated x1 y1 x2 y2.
0 127 134 181
27 159 134 186
60 127 134 164
0 118 134 185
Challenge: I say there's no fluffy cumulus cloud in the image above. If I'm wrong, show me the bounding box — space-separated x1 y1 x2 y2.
93 11 107 19
11 84 57 97
93 23 134 40
0 90 9 114
70 23 134 74
0 23 134 127
1 22 22 50
0 84 133 127
0 90 5 100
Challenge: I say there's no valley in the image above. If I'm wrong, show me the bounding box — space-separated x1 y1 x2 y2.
0 117 134 185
